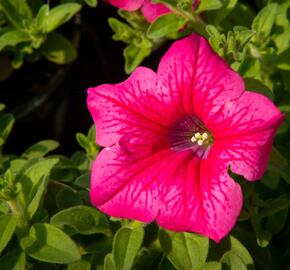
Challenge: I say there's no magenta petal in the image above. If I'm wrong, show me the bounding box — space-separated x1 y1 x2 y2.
214 131 275 181
87 67 170 148
157 34 282 182
156 34 245 120
90 145 187 221
157 152 242 242
211 92 283 181
91 144 242 241
141 0 170 22
107 0 144 11
210 91 283 138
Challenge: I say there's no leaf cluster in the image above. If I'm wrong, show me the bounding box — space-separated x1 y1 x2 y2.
0 0 97 79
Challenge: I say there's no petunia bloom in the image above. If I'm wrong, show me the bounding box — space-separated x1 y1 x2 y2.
107 0 200 22
87 34 283 241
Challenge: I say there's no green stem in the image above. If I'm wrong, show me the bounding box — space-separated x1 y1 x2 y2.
166 4 208 36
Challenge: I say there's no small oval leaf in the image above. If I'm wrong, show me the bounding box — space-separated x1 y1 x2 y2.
21 223 81 264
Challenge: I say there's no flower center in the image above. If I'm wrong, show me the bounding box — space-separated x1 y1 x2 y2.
168 115 213 158
190 131 212 146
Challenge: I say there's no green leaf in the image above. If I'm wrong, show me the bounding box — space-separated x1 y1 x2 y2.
84 0 98 8
21 223 81 264
134 247 164 270
0 201 9 214
221 251 247 270
118 9 148 30
0 113 15 147
266 208 288 235
50 206 110 236
273 1 290 53
249 208 272 248
276 49 290 71
46 3 81 32
158 256 177 270
13 158 39 180
11 51 24 69
226 236 254 267
56 189 83 210
268 147 290 183
108 18 135 44
260 198 290 218
74 173 90 190
124 44 150 74
21 140 59 159
159 230 209 270
252 3 278 39
50 155 79 182
225 2 255 28
233 26 255 50
35 5 49 31
0 103 5 112
147 13 187 39
0 250 25 270
104 254 117 270
0 214 18 253
261 170 280 190
112 227 144 270
210 0 238 24
16 158 59 219
244 78 273 100
87 124 96 141
40 32 77 64
0 29 30 51
193 262 222 270
237 57 261 78
67 259 91 270
206 25 226 56
273 27 290 54
71 151 90 171
76 133 97 155
0 0 32 29
196 0 223 13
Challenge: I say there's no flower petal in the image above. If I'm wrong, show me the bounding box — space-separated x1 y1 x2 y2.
208 91 283 181
210 91 283 138
107 0 144 11
90 145 189 220
213 130 279 181
87 67 171 148
91 143 242 241
141 0 170 22
157 151 242 242
156 34 245 120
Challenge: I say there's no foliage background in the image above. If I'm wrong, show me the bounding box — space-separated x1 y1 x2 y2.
0 0 290 270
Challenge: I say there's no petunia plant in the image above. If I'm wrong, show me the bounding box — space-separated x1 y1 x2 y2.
87 33 283 242
0 0 290 270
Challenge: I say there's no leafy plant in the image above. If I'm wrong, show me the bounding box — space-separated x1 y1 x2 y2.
0 0 97 79
0 0 290 269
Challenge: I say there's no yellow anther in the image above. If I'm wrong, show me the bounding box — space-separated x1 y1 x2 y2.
191 136 197 143
202 132 208 140
197 140 203 146
191 131 210 146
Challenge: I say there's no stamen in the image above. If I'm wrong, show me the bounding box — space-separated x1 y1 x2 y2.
191 136 197 143
191 131 211 146
202 133 208 140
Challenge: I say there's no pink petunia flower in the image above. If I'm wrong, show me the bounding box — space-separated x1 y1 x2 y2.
107 0 200 22
87 34 283 241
